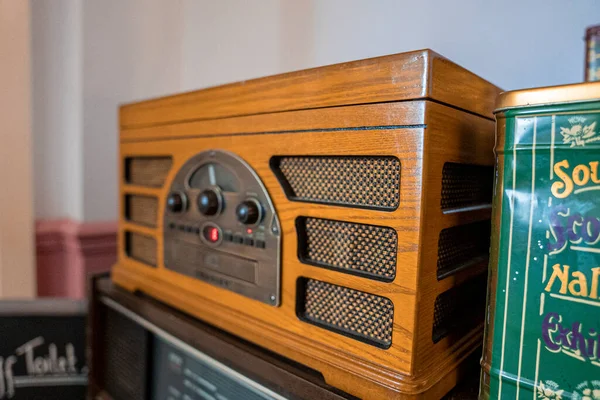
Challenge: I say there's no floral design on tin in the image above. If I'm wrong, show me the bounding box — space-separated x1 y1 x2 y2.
537 380 564 400
573 380 600 400
560 116 598 147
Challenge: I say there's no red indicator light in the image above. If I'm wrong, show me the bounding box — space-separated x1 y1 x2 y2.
246 228 253 234
209 227 219 242
203 226 220 243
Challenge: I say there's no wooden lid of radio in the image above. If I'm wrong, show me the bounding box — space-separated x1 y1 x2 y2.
114 49 501 399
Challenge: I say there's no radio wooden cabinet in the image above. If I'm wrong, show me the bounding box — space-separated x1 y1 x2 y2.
112 49 501 399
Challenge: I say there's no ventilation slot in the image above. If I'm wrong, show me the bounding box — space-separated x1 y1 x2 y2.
432 274 487 344
437 220 491 280
125 232 157 266
441 163 493 212
297 217 397 281
125 195 158 227
271 156 400 210
297 278 394 348
103 308 149 400
125 156 172 187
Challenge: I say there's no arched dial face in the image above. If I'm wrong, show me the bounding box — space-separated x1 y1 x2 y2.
163 150 281 306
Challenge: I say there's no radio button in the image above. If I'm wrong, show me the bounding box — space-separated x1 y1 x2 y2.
198 189 222 216
235 199 262 225
255 239 266 249
233 235 244 244
166 192 186 213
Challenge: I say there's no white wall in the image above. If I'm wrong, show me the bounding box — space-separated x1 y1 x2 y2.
31 0 83 220
180 0 282 90
310 0 600 90
31 0 600 222
180 1 316 89
82 0 184 221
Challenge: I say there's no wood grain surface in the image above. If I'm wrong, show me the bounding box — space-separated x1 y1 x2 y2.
119 49 501 129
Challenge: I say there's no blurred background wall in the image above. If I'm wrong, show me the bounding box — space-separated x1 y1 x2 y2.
0 0 35 298
31 0 600 225
21 0 600 296
31 0 600 224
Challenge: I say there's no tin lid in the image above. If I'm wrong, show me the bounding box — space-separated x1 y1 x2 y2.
496 81 600 112
587 24 600 39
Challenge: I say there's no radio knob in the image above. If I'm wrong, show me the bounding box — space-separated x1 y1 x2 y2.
166 192 186 213
198 189 222 216
236 199 262 225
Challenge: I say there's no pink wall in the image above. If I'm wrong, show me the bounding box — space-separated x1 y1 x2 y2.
36 219 116 298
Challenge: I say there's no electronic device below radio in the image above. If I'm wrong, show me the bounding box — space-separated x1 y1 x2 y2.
87 275 355 400
112 49 501 399
88 275 481 400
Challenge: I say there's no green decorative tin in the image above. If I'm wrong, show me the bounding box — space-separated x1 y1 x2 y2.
481 82 600 399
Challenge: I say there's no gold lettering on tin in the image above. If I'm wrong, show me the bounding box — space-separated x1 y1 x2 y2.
590 161 600 184
573 164 591 186
545 264 570 294
589 267 600 299
568 271 589 297
551 160 600 198
551 160 573 198
545 264 600 301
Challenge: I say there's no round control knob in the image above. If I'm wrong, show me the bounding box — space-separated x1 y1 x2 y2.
197 189 222 216
236 199 262 225
166 192 186 213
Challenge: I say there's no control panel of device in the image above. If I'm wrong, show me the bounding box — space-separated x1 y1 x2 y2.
163 150 281 305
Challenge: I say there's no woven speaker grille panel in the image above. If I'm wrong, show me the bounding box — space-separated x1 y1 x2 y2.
300 279 394 348
437 220 491 279
441 163 493 211
125 157 172 187
125 195 158 227
274 156 400 210
103 308 148 400
432 273 487 343
299 217 397 281
126 232 157 266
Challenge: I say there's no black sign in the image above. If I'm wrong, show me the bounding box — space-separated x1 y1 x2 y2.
0 300 87 400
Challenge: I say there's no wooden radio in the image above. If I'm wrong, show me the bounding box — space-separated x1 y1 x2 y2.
112 49 501 399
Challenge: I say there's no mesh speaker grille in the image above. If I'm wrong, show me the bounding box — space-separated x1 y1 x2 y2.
441 163 493 211
432 274 487 343
297 217 397 281
437 220 491 280
272 156 400 210
103 308 148 400
125 156 172 187
125 232 157 266
125 195 158 227
298 279 394 348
